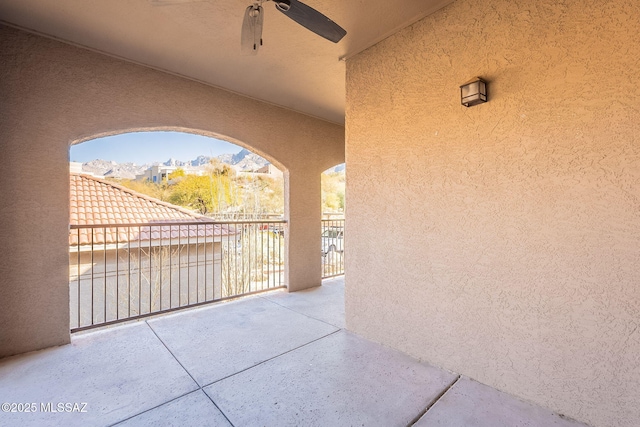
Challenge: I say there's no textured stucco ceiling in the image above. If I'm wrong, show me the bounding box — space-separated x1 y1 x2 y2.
0 0 454 124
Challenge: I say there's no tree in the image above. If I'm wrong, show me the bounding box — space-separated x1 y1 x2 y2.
321 172 345 212
168 168 186 180
113 179 172 202
112 157 287 217
169 174 233 215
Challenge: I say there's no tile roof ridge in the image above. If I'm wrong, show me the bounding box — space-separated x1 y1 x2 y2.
70 172 209 222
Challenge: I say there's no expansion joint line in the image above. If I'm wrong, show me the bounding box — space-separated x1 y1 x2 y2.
408 375 461 426
109 321 237 427
146 320 237 426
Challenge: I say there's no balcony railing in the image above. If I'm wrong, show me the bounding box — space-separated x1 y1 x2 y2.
321 218 344 278
69 220 286 331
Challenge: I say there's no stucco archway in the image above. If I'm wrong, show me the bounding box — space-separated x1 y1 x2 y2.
0 26 344 357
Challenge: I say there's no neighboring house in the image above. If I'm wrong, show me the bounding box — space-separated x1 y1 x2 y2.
244 163 283 178
235 163 284 179
135 164 205 183
69 173 236 329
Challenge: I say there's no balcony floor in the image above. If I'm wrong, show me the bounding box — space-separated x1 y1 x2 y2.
0 277 589 427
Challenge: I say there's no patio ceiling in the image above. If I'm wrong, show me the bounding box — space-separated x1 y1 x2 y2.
0 0 454 124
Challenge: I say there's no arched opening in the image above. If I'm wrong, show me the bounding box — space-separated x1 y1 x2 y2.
1 31 344 357
321 163 345 278
70 130 285 219
68 131 286 331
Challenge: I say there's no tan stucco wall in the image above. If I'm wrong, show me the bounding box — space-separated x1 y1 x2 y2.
0 25 344 358
345 1 640 426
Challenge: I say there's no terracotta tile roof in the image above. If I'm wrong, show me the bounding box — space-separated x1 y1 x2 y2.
70 173 234 245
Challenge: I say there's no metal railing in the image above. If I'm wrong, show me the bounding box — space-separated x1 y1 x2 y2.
69 220 286 332
321 218 345 278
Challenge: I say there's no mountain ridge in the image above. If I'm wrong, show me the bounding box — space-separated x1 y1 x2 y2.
80 149 269 179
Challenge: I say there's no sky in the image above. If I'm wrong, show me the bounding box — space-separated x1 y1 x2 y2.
69 131 243 165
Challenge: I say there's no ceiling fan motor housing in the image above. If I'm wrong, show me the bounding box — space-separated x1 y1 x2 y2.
249 5 260 17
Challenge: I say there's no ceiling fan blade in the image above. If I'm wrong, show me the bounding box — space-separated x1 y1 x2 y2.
241 4 264 55
275 0 346 43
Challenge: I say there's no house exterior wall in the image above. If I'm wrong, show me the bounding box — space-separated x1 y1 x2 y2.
68 238 282 329
0 25 344 358
69 243 225 330
345 1 640 427
136 165 205 183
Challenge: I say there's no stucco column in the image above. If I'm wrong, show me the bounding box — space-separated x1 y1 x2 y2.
285 167 322 292
0 134 71 358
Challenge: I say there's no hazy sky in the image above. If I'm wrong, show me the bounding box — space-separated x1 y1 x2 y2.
70 131 243 164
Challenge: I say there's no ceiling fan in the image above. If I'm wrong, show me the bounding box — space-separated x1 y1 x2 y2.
150 0 347 55
242 0 347 54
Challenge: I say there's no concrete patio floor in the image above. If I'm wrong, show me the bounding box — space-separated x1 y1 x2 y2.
0 277 590 427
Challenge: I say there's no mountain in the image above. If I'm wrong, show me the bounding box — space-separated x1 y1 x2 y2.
216 153 234 165
211 149 268 171
80 149 270 179
103 164 148 180
81 160 148 179
162 158 187 167
190 155 212 167
232 148 251 164
81 159 117 175
230 149 269 171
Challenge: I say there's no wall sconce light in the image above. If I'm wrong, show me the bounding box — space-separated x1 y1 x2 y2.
460 77 487 107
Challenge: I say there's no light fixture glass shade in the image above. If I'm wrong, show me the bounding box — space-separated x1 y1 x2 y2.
460 77 487 107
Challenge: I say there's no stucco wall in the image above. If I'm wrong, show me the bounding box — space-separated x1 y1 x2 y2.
345 1 640 426
0 25 344 358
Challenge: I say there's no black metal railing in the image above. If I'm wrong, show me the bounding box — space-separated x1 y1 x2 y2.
69 220 286 331
321 218 345 278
